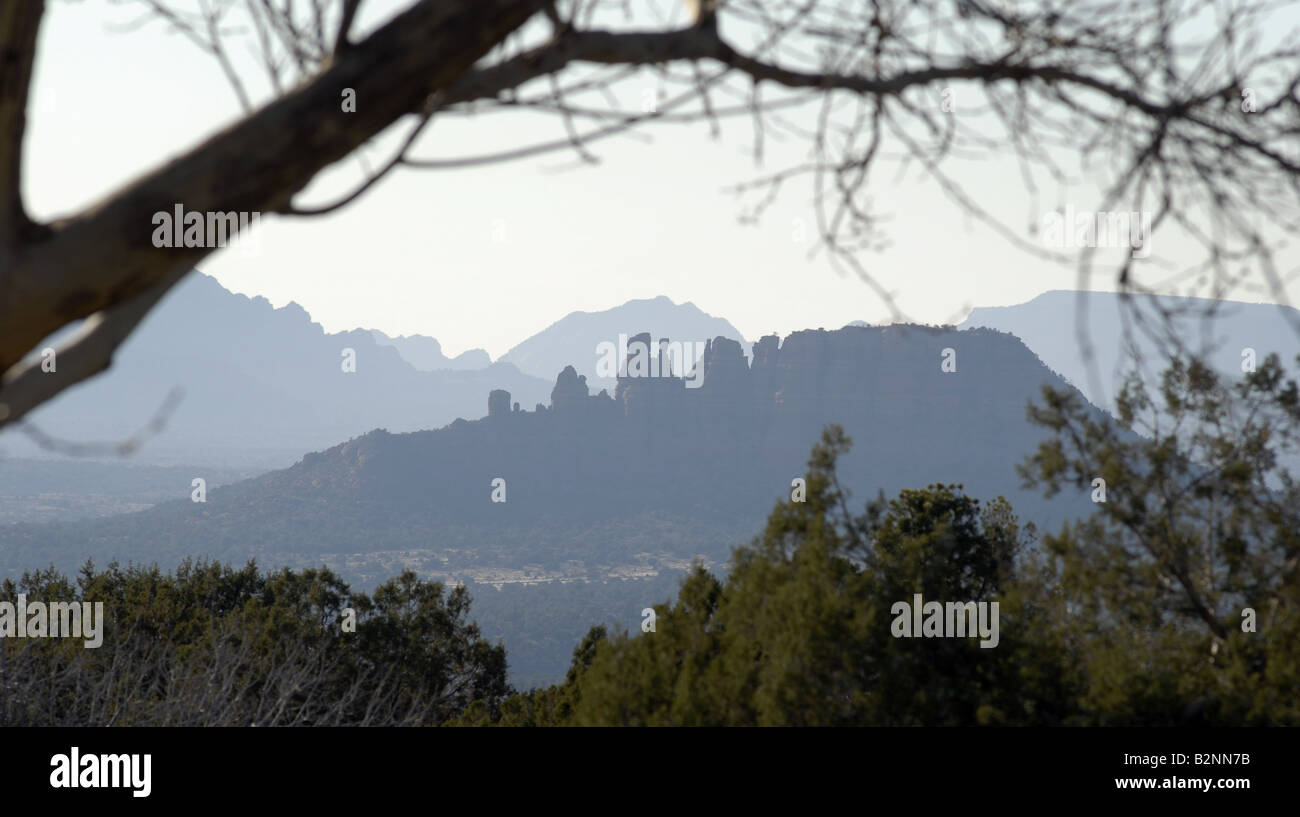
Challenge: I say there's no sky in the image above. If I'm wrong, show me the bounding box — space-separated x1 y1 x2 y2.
20 0 1300 359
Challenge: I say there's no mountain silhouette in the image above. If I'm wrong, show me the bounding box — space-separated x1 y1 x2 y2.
369 330 491 371
0 272 551 469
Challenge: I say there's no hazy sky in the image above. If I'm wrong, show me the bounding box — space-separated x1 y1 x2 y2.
22 1 1300 359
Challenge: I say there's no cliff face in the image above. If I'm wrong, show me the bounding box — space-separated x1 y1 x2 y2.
496 323 1071 444
469 323 1090 527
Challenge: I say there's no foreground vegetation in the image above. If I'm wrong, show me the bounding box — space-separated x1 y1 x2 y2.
0 563 507 726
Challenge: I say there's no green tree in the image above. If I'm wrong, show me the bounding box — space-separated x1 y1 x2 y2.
1019 354 1300 724
455 625 607 727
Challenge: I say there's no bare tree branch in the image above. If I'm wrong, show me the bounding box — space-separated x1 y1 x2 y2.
333 0 362 56
16 387 184 457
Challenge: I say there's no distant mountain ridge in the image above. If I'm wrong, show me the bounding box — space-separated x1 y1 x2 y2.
0 281 760 471
0 273 551 469
369 330 491 371
959 290 1300 411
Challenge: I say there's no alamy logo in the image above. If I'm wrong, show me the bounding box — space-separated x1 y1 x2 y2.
890 593 999 648
50 747 151 798
1040 205 1152 258
151 204 261 254
594 334 707 388
0 595 104 648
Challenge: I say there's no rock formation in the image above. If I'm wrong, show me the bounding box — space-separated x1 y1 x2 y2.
488 389 511 418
